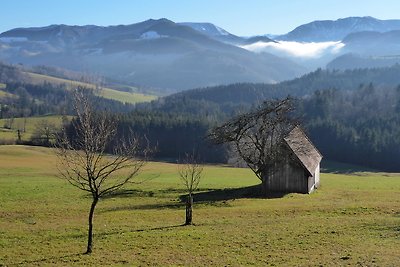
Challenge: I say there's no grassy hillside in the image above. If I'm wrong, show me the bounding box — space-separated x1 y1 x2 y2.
0 83 14 98
25 72 157 104
0 115 69 143
0 145 399 266
0 90 14 98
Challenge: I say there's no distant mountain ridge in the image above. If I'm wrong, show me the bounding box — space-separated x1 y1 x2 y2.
277 16 400 42
342 30 400 54
3 16 400 91
264 16 400 70
326 29 400 69
0 19 304 93
179 22 230 36
179 22 275 45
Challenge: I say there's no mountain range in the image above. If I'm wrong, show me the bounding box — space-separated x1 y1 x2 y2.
0 19 303 93
277 16 400 42
257 17 400 69
327 29 400 69
1 16 400 93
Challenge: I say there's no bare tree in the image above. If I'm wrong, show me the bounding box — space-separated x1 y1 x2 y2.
32 119 58 146
55 90 147 254
23 117 27 132
178 153 203 225
4 116 14 129
210 97 298 194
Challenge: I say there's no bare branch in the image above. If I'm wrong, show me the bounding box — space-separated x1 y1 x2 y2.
178 152 204 225
209 96 298 183
178 153 203 195
54 88 149 253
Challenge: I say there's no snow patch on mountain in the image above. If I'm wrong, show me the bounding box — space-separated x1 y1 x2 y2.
22 50 41 57
0 37 28 43
179 23 230 36
140 31 166 39
241 41 345 59
215 26 229 36
56 29 63 37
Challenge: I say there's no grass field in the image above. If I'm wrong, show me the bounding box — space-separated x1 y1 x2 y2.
0 115 69 143
25 72 157 104
0 90 13 98
0 85 15 98
0 145 399 266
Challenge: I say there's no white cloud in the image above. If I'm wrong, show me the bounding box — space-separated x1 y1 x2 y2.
240 41 345 59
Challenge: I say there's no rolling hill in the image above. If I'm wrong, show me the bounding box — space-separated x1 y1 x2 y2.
144 64 400 115
0 62 156 104
24 72 156 104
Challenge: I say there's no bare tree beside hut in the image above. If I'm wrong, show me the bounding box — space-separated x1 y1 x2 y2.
210 97 322 194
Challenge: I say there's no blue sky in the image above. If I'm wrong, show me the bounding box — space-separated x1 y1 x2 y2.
1 0 400 35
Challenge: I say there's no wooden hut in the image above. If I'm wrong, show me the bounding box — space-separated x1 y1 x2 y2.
265 127 322 194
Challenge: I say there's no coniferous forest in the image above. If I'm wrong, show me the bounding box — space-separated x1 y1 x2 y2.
2 62 400 171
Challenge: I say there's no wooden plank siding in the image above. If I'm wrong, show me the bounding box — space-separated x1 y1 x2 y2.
262 127 322 194
267 155 309 194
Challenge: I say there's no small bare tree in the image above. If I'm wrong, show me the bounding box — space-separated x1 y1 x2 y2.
32 119 58 146
210 97 298 194
56 90 147 254
178 153 203 225
4 116 14 129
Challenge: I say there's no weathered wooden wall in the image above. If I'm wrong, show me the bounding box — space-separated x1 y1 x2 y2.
267 158 308 193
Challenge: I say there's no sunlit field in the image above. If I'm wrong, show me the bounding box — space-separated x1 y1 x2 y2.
0 145 399 266
0 115 69 143
26 72 157 104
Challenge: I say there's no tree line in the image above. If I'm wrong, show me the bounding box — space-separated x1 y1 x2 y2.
300 84 400 171
3 60 400 171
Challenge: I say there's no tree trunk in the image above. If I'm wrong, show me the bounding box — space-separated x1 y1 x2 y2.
185 194 193 225
85 197 98 254
17 129 21 143
261 172 269 196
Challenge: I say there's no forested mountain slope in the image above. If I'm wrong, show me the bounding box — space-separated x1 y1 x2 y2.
131 65 400 170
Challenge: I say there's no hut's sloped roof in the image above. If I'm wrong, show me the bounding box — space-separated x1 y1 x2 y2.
284 126 322 176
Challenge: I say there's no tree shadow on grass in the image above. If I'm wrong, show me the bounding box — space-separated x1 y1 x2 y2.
182 184 287 203
101 185 287 213
66 224 187 241
102 189 156 199
99 185 287 213
102 188 189 200
102 202 185 213
132 224 186 232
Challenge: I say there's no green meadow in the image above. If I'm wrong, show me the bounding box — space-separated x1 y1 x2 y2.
0 145 399 266
0 115 69 143
25 72 157 104
0 83 14 98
